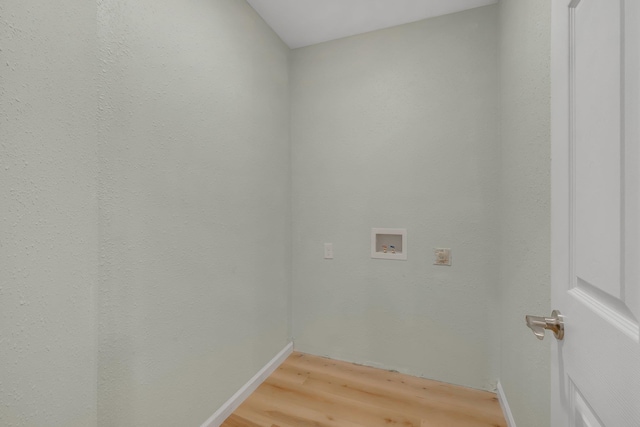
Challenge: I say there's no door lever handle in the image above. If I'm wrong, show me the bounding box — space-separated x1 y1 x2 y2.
525 310 564 340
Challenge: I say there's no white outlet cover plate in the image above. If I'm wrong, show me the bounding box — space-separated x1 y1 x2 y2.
434 248 451 266
324 243 334 259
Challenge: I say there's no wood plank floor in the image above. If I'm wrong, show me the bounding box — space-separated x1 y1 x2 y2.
222 352 507 427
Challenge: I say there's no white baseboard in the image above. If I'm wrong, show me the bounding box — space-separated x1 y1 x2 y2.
497 381 517 427
200 342 294 427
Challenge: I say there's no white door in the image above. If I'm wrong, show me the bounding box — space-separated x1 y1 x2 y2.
550 0 640 426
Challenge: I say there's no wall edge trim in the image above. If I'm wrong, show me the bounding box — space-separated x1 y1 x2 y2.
497 380 517 427
200 342 294 427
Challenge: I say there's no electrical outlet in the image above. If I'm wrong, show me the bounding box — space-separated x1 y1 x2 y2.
324 243 334 259
434 248 451 266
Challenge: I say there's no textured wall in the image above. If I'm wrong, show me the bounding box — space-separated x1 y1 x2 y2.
1 1 551 425
0 1 99 426
96 0 291 425
498 0 551 425
291 5 501 390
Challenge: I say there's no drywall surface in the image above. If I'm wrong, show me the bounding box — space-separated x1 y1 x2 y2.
291 5 501 390
0 1 99 426
498 0 551 425
96 1 291 425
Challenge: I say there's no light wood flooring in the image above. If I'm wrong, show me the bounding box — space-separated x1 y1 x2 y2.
222 352 507 427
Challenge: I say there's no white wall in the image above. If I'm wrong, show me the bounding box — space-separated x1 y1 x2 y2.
0 1 98 426
96 0 291 426
1 1 552 425
291 5 501 390
498 0 551 426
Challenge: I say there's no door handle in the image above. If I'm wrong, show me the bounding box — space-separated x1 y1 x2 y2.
525 310 564 340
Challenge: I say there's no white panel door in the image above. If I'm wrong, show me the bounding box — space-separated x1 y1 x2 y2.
551 0 640 426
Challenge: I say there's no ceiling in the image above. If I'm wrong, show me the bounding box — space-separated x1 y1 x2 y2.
246 0 498 49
